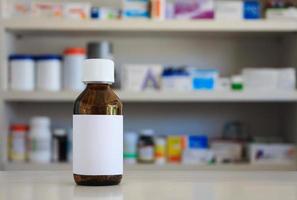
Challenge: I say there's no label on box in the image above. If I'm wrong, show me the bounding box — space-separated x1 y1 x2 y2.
73 115 123 175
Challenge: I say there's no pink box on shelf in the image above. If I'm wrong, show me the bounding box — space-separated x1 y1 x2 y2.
174 0 214 19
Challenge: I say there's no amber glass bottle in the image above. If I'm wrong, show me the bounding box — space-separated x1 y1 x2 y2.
73 59 123 186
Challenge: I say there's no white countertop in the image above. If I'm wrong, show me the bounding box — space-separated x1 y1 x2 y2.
0 171 297 200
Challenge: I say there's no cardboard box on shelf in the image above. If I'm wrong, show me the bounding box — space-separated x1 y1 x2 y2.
249 144 297 165
167 136 186 163
211 140 244 163
122 64 163 91
31 2 63 18
174 0 214 19
215 1 243 20
63 3 91 20
122 0 150 19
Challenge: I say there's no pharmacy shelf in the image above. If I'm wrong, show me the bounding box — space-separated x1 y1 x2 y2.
4 162 297 171
2 18 297 33
3 90 297 103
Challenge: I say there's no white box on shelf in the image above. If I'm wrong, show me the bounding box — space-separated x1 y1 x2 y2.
161 68 192 91
9 2 31 17
31 2 63 18
215 1 243 20
243 68 296 91
266 8 297 20
182 149 214 165
277 68 296 91
122 64 163 91
249 144 297 165
63 3 91 20
211 140 243 163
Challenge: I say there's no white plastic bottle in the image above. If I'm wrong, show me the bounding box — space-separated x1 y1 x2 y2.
9 55 35 91
124 132 138 164
63 48 86 91
36 55 62 91
29 117 51 163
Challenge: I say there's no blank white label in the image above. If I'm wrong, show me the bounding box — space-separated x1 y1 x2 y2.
73 115 123 175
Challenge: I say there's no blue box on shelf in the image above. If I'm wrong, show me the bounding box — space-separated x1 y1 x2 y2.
244 0 261 19
122 0 150 19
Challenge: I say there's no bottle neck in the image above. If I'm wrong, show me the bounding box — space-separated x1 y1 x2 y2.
85 82 112 90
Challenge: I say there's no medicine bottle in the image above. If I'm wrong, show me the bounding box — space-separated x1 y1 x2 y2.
137 129 155 164
73 59 123 186
9 124 29 162
29 117 51 163
52 129 68 162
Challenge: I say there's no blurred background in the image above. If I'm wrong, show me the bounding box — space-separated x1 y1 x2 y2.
0 0 296 171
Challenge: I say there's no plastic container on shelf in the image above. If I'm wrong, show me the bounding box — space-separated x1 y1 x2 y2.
124 132 138 164
36 55 62 91
231 75 244 91
63 48 86 91
9 55 35 91
52 129 68 162
87 41 113 59
8 124 29 162
29 116 51 163
137 129 155 164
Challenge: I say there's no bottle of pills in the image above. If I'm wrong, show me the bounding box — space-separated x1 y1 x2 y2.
36 55 62 91
63 48 86 91
52 129 68 162
73 59 123 186
9 124 29 162
137 129 155 164
9 55 35 91
29 117 51 163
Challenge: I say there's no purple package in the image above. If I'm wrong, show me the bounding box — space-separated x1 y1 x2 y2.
174 0 214 19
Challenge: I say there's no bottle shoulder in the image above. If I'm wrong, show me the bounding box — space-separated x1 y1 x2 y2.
74 87 122 115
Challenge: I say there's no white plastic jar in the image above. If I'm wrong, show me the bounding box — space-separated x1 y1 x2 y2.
29 116 51 163
63 48 86 91
9 55 35 91
36 55 62 91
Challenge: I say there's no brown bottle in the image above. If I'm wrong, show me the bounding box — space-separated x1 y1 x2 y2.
73 59 123 186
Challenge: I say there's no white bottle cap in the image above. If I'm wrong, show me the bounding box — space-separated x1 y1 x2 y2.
140 129 155 136
82 59 114 83
53 129 67 136
30 116 51 127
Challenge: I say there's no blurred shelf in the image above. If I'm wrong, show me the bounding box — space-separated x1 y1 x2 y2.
4 162 297 171
2 18 297 33
3 90 297 103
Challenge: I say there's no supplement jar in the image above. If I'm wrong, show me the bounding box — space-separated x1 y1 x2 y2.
137 129 155 164
9 55 35 91
73 59 123 186
9 124 29 162
29 117 51 163
36 55 62 91
63 48 86 91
